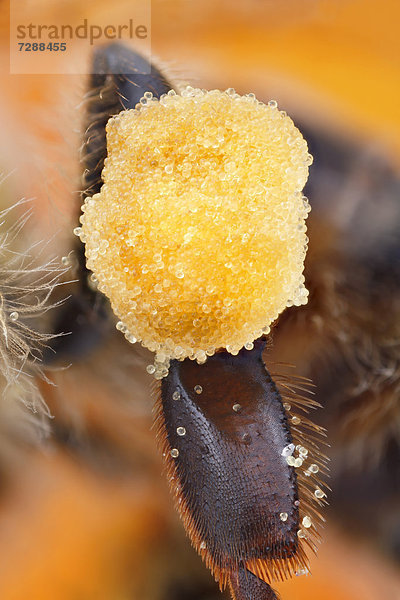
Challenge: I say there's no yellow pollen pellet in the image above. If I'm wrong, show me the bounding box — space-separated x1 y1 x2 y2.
80 87 311 374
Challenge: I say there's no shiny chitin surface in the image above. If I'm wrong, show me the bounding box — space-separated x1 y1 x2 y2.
157 339 310 597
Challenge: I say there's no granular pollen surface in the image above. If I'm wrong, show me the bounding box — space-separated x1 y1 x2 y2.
79 87 312 377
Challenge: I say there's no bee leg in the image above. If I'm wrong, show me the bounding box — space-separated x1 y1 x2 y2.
45 43 173 362
229 564 279 600
156 338 312 597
